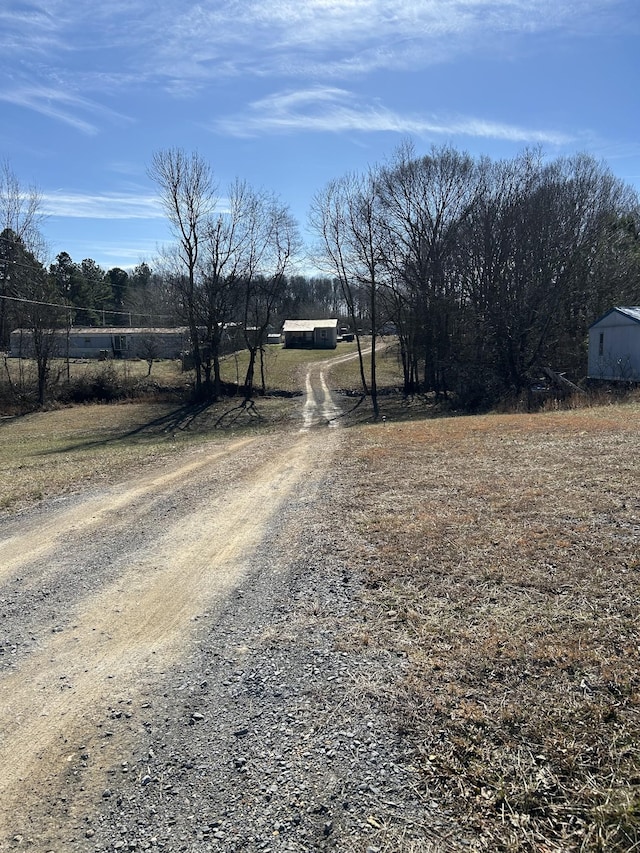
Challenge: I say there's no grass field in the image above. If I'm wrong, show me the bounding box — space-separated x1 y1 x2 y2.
0 403 218 512
218 340 364 392
1 340 367 408
341 404 640 852
2 353 187 387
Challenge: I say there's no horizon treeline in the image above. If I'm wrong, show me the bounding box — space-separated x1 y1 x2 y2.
1 144 639 407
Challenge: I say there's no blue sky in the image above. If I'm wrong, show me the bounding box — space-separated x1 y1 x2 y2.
1 0 638 271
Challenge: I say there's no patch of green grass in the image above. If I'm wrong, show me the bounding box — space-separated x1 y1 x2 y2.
219 341 364 392
328 337 404 392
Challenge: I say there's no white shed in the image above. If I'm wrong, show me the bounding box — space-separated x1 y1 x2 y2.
282 319 338 349
587 307 640 381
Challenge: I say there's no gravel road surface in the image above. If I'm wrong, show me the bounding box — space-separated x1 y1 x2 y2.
0 359 468 852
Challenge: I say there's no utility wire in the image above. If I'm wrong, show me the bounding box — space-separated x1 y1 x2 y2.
0 293 174 323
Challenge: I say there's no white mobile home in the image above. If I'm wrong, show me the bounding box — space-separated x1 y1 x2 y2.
9 327 189 360
588 307 640 381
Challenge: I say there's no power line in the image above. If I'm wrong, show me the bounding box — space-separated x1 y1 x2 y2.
0 255 48 275
0 293 77 312
0 293 174 323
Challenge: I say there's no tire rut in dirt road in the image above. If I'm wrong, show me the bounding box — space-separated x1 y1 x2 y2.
0 425 343 849
0 438 256 582
300 362 344 431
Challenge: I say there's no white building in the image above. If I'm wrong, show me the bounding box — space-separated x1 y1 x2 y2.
282 319 338 349
587 307 640 381
9 327 188 360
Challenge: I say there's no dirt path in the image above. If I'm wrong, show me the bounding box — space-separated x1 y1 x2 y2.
0 356 455 853
0 362 345 849
300 349 371 431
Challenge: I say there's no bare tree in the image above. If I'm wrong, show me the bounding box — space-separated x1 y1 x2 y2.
310 170 387 416
24 269 66 405
0 163 62 405
5 238 65 405
457 150 638 400
148 148 216 397
377 143 482 397
0 161 46 348
239 192 299 397
311 143 639 410
150 157 299 400
0 160 44 247
198 179 265 398
136 334 161 376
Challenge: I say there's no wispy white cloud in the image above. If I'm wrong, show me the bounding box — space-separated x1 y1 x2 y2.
589 141 640 162
41 191 165 220
0 0 634 136
1 1 633 94
86 240 165 266
213 87 575 146
0 84 132 134
44 236 167 269
162 1 623 57
0 87 98 135
0 2 59 53
145 0 634 85
41 189 233 221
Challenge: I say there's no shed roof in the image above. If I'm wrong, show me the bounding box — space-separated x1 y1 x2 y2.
282 319 338 332
589 307 640 328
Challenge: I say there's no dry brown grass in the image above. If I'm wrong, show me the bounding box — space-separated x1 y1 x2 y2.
0 403 210 512
339 403 640 852
0 395 301 514
2 354 186 386
1 345 365 410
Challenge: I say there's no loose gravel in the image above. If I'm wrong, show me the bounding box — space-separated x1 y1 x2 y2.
73 466 468 853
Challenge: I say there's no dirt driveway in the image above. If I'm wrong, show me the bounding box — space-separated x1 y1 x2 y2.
0 356 459 853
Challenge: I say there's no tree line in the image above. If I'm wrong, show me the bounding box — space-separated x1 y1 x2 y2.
2 144 639 408
311 143 640 412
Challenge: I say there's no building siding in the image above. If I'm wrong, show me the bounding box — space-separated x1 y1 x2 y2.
588 309 640 381
9 328 188 360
